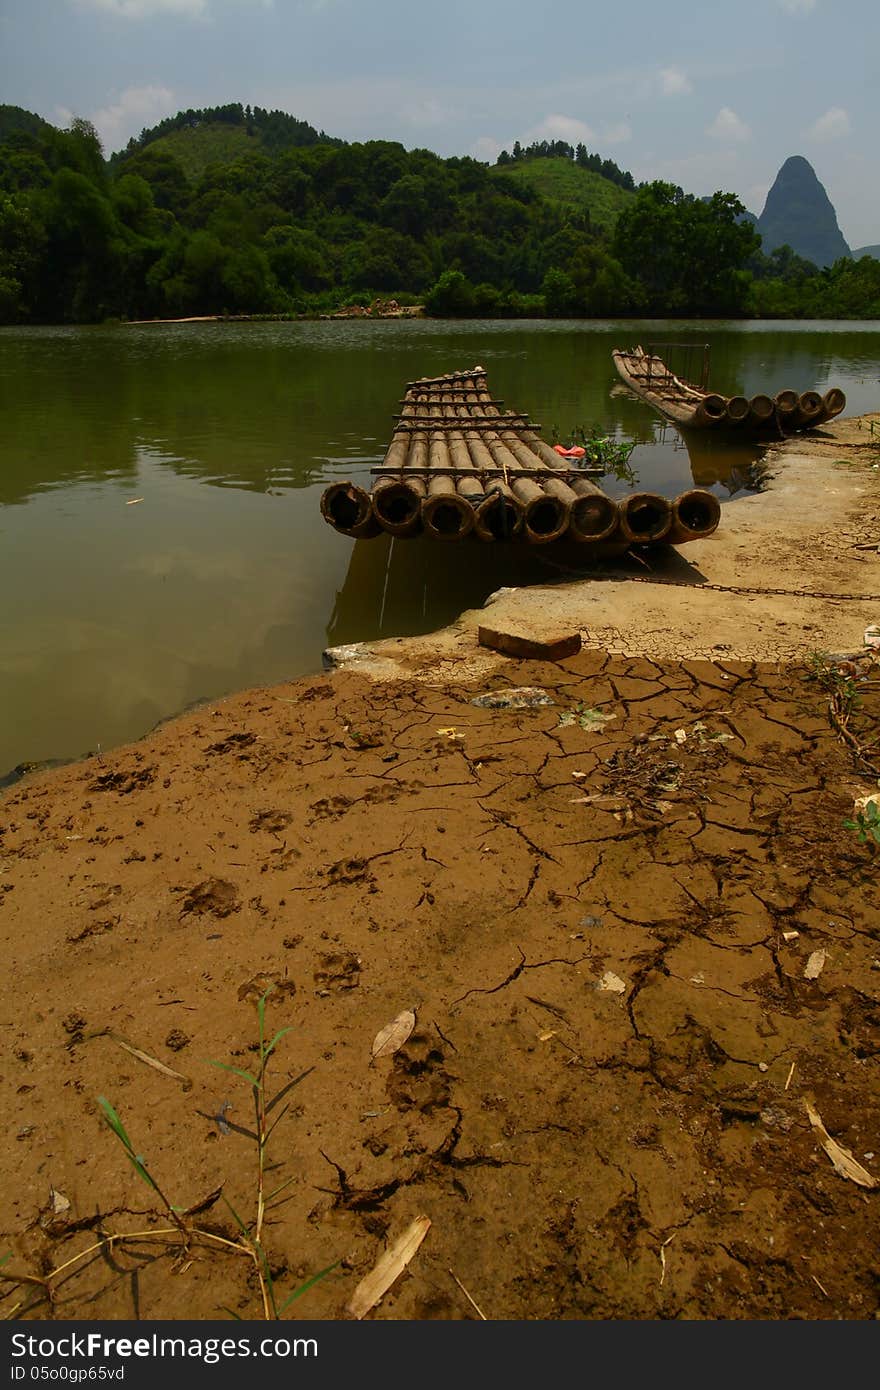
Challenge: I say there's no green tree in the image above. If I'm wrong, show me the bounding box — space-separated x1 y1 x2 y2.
424 268 476 316
541 266 578 316
0 194 47 321
613 182 759 315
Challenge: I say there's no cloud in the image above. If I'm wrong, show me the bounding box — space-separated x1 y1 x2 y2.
472 135 502 164
90 84 178 151
76 0 279 13
746 182 770 216
76 0 209 16
521 113 596 146
659 67 692 96
634 148 744 197
600 121 631 146
399 97 457 130
777 0 816 13
706 107 750 142
807 106 851 141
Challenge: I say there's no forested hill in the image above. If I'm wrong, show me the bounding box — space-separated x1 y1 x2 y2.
490 161 633 237
1 102 879 324
108 103 342 181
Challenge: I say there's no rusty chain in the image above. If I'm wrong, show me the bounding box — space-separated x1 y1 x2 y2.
543 566 880 603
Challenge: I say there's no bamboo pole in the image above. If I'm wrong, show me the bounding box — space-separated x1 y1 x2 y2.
467 382 619 546
371 402 426 535
442 403 489 517
421 426 476 540
461 402 568 544
512 424 620 544
461 414 525 542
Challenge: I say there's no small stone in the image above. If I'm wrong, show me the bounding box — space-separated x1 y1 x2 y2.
758 1062 769 1073
477 626 582 662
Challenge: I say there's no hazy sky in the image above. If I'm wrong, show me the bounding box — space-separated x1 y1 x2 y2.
2 0 877 247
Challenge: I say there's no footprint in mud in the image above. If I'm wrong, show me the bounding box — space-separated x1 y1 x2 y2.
385 1033 452 1113
249 809 293 834
362 783 398 806
88 767 156 794
67 918 116 944
324 858 374 888
310 795 353 821
311 784 397 823
181 877 240 918
83 883 122 911
237 971 296 1005
313 950 361 992
205 732 256 756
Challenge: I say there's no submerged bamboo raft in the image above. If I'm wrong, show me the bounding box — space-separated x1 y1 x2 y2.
320 366 721 550
612 345 846 437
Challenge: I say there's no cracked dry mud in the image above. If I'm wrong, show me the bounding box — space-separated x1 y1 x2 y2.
2 652 879 1321
1 422 879 1322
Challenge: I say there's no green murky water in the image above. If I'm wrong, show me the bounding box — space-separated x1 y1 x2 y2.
1 317 878 775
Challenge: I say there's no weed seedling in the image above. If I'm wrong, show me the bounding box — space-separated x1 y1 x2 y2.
553 425 639 484
0 989 336 1320
843 799 880 849
207 988 337 1319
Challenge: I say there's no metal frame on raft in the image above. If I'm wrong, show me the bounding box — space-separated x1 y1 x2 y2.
319 366 722 552
612 345 847 437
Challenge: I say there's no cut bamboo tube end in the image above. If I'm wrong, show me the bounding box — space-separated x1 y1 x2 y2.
474 487 525 542
821 386 846 420
794 390 823 428
422 492 476 541
725 395 750 425
568 488 620 544
747 393 775 424
321 482 381 538
523 492 569 545
618 492 672 544
666 489 722 545
371 479 424 537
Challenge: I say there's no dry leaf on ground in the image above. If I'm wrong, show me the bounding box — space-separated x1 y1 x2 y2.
804 949 827 980
597 971 627 994
98 1032 191 1088
805 1101 878 1189
347 1215 432 1319
370 1008 416 1061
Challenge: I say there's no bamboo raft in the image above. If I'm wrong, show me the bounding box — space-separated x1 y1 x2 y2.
612 345 846 437
320 367 721 551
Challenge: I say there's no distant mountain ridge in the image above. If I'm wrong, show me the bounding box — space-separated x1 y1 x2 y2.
757 155 851 268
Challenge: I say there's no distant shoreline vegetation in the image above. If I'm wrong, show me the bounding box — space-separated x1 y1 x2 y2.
1 102 878 326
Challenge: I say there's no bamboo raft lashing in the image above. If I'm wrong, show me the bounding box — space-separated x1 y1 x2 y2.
319 366 723 551
612 345 847 437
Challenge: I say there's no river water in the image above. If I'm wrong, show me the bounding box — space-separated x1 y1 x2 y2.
1 317 878 776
